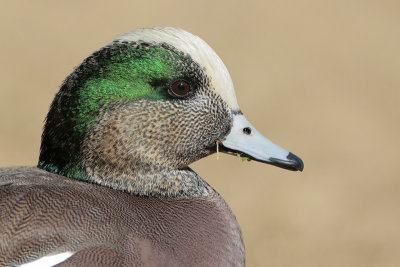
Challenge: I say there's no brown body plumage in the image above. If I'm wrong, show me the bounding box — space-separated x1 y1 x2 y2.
0 167 244 266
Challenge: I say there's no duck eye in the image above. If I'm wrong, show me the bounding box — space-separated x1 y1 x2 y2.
170 80 190 97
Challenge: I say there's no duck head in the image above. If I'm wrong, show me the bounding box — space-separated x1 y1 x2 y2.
38 27 303 196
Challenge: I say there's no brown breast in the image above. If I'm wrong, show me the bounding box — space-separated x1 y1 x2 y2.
0 167 245 266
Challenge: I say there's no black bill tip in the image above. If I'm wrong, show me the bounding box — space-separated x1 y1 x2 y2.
218 144 304 172
269 152 304 172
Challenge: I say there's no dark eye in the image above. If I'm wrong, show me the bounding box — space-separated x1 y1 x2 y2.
170 80 190 97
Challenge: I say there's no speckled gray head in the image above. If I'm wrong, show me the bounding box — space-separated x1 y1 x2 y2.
38 27 303 197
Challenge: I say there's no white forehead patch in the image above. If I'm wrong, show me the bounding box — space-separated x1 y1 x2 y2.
113 27 240 111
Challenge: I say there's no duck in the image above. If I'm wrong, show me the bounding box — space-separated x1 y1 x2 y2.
0 27 303 266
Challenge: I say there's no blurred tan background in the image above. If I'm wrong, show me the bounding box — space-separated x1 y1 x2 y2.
1 0 399 266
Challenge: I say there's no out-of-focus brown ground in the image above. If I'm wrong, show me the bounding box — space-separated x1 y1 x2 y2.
1 1 399 266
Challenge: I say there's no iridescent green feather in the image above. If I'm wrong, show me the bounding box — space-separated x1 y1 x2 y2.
40 44 183 181
73 45 175 135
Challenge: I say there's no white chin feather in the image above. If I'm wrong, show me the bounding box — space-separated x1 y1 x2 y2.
113 27 240 111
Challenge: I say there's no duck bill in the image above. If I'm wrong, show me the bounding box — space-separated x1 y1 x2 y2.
221 114 304 171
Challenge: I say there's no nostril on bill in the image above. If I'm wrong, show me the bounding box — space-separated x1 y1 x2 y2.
242 127 252 135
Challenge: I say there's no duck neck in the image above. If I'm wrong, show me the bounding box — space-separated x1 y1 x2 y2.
84 165 215 199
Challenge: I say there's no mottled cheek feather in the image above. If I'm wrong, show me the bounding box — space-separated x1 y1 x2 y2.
39 40 210 180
